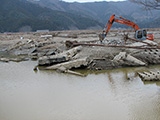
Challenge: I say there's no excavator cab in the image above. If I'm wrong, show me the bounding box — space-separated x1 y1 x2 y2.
135 29 147 41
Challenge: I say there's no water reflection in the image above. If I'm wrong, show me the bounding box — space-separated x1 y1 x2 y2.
143 81 160 87
76 65 160 87
0 61 160 120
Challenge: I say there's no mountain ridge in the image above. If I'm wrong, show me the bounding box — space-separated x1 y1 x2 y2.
1 0 160 33
28 0 160 28
0 0 103 32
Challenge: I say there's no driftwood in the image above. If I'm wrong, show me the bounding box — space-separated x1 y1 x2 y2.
138 71 160 81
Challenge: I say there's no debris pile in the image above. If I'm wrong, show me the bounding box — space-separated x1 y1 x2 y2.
38 46 83 66
0 30 160 78
37 39 160 72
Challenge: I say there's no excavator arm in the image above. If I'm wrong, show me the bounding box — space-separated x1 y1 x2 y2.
104 14 139 35
99 14 153 41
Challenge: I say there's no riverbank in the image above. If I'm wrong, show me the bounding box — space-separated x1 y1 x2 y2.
0 29 160 73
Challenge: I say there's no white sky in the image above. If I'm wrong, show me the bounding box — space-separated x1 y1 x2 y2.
62 0 126 3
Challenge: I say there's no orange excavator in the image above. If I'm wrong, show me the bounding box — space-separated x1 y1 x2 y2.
99 14 154 41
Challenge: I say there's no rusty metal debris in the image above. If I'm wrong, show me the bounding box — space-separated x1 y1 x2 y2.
71 42 160 49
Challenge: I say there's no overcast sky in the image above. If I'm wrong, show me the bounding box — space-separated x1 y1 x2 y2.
62 0 126 3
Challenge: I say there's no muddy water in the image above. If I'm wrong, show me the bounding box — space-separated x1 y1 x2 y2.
0 61 160 120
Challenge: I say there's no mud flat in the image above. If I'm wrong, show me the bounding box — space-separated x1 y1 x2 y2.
0 29 160 76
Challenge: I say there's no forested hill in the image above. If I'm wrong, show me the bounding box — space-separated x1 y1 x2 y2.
0 0 103 32
29 0 160 29
1 0 160 33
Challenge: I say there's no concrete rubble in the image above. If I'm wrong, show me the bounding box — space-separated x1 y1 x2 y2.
138 71 160 81
38 46 82 66
113 52 146 66
46 57 90 70
0 29 160 78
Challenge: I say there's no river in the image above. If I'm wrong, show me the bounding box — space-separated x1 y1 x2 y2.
0 61 160 120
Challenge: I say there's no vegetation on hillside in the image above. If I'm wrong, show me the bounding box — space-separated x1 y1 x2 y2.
0 0 103 32
30 0 160 29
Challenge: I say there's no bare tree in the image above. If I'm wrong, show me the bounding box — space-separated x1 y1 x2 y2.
130 0 160 10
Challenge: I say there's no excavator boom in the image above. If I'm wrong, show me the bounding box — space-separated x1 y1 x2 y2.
99 14 154 41
104 15 139 35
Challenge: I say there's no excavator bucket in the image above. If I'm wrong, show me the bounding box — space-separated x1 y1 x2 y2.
99 33 106 41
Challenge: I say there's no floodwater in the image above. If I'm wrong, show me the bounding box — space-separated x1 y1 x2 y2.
0 61 160 120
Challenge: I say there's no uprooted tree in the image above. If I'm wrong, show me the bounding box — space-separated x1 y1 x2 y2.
130 0 160 10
